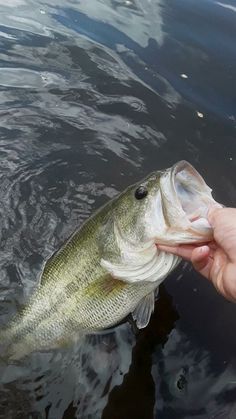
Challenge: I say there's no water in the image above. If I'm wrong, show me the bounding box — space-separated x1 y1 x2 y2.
0 0 236 417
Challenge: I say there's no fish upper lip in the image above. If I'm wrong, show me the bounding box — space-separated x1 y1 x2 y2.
170 160 206 193
169 160 213 231
169 161 197 219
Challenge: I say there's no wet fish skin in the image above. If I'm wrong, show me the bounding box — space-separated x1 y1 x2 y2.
0 161 217 360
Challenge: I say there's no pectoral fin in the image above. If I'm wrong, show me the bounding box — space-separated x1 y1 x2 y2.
132 292 155 329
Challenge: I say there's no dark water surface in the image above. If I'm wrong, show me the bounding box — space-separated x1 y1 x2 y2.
0 0 236 418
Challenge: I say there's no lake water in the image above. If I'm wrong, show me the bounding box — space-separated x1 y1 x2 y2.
0 0 236 418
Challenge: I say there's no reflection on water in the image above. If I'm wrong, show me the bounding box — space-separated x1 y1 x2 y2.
1 324 135 418
153 327 236 418
0 0 236 418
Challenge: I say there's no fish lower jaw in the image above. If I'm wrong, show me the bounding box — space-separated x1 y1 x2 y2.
154 227 213 246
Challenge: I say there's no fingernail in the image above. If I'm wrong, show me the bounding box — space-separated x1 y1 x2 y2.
199 245 209 255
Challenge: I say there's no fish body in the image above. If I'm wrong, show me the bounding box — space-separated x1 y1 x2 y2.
0 161 219 360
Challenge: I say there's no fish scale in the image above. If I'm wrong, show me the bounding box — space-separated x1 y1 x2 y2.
0 161 218 361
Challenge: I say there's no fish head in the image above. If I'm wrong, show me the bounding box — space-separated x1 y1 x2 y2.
100 161 220 287
142 160 220 245
115 160 220 247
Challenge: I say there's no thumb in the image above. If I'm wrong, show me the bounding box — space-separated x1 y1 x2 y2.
207 203 223 226
191 245 212 279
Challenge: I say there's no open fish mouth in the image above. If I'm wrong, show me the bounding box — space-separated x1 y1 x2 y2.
169 160 219 238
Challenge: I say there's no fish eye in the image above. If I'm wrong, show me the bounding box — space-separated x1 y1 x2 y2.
134 185 148 200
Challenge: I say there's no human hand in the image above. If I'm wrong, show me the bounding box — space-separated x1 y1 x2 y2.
158 207 236 302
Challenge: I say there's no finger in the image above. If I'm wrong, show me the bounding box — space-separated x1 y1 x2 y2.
207 204 223 226
157 244 195 260
216 262 236 303
207 240 218 250
191 245 212 278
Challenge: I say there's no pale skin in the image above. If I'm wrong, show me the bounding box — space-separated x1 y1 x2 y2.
158 207 236 303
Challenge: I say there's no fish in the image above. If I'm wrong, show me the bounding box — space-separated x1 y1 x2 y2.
0 161 219 361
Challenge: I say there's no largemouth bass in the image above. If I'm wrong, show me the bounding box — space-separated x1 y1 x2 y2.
0 161 219 360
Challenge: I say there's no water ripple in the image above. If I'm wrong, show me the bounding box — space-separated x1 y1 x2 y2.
0 0 236 418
